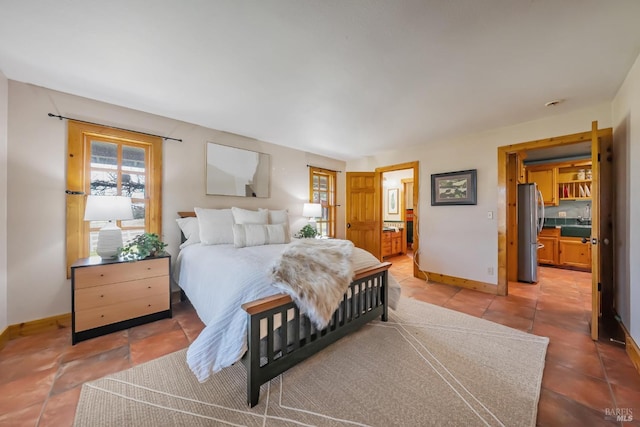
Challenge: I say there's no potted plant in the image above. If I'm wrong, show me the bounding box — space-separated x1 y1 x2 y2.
295 224 319 238
118 232 168 261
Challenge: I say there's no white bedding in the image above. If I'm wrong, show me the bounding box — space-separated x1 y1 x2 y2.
174 241 401 382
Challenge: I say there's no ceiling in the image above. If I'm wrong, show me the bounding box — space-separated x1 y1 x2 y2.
1 1 639 161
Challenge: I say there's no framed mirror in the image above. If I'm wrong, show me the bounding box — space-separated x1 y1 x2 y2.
206 143 270 197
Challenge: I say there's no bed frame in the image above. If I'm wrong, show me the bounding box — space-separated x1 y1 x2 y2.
241 262 390 407
177 211 390 407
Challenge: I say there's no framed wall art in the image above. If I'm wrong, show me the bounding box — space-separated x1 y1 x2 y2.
431 169 477 206
387 188 399 214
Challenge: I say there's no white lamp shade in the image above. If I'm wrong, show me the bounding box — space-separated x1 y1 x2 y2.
84 195 134 221
302 203 322 218
84 195 133 258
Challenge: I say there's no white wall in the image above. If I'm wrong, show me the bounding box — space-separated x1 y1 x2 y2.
0 71 8 333
347 103 612 286
6 81 345 324
612 52 640 343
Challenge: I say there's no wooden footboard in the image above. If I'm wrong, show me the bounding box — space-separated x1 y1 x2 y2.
241 262 390 407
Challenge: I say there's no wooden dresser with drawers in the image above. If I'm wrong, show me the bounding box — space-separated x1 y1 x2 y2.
70 255 171 344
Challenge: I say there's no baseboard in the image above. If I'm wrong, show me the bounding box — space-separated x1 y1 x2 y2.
0 326 9 351
619 321 640 375
4 313 72 343
416 270 498 295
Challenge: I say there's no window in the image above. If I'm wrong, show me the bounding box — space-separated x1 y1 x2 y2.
309 167 337 237
66 121 162 273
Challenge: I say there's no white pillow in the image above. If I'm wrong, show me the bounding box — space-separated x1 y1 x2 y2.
267 209 289 225
233 223 290 248
194 207 235 245
231 207 269 224
176 217 200 249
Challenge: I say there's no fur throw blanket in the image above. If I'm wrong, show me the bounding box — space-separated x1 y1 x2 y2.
269 239 355 329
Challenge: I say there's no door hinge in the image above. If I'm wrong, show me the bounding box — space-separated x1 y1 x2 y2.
598 153 601 162
598 282 602 291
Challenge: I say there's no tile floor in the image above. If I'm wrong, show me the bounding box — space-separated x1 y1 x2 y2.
1 254 639 426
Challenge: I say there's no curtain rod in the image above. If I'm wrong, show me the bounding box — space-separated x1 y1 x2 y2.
47 113 183 142
306 164 342 173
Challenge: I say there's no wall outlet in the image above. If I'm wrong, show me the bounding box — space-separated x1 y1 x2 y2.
487 211 493 219
488 267 494 275
558 211 566 218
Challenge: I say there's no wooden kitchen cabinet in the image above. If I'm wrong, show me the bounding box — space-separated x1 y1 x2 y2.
538 228 560 265
382 229 405 258
558 237 591 270
527 166 557 206
71 255 171 344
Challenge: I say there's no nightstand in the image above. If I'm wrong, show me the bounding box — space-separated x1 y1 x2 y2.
70 255 172 344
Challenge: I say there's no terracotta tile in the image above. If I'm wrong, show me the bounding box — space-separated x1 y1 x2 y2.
482 310 533 332
61 330 128 363
0 328 70 358
127 317 182 342
534 310 591 334
0 367 57 415
0 345 62 385
38 386 81 427
532 321 595 350
541 361 614 412
537 388 618 427
545 340 605 379
176 314 205 343
0 402 43 427
129 328 189 365
601 356 640 390
486 298 536 319
502 292 538 308
52 346 130 395
597 341 632 363
610 384 640 415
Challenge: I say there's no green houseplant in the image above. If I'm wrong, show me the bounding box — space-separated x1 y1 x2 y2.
118 232 168 260
295 224 319 239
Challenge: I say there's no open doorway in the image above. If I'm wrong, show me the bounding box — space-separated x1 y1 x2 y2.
497 123 615 341
377 162 420 278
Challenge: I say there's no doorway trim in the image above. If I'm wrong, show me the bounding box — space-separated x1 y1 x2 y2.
376 161 420 278
497 128 610 296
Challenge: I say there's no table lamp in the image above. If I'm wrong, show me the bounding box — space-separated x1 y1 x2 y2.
302 202 322 230
84 195 134 259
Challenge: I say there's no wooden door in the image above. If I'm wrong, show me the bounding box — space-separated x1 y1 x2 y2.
346 172 381 259
590 122 614 340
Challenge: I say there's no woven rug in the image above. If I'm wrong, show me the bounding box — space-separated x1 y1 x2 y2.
74 297 549 426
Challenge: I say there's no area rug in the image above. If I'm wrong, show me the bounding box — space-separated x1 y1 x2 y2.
74 297 549 426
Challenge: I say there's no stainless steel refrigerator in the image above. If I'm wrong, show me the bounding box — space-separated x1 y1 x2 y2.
517 183 545 283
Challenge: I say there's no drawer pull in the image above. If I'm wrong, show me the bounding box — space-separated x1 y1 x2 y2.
100 274 104 277
148 286 151 289
100 294 104 298
101 314 105 318
148 304 152 307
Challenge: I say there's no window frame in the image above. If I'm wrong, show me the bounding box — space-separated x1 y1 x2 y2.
66 121 162 275
309 166 337 237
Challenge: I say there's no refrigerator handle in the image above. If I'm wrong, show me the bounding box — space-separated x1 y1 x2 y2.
537 189 545 234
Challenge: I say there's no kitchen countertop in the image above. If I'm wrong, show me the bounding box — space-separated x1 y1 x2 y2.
543 224 591 238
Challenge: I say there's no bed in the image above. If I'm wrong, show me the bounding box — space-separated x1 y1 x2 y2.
174 209 401 407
